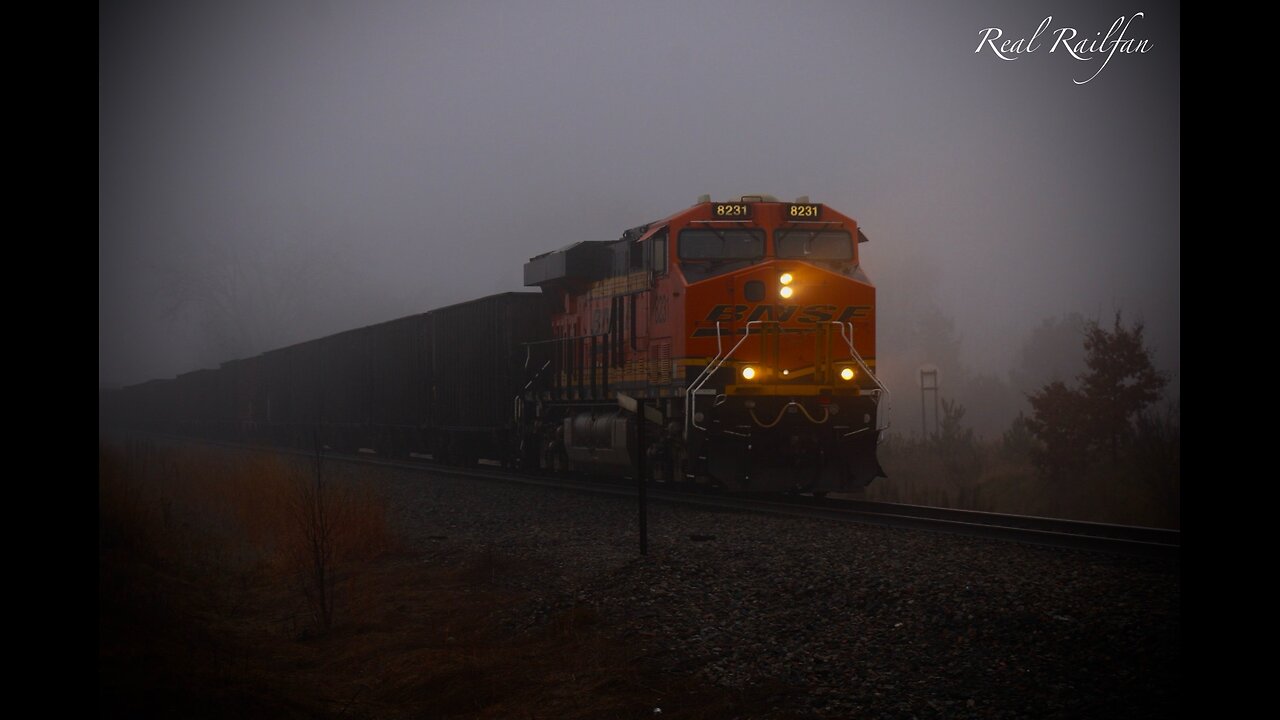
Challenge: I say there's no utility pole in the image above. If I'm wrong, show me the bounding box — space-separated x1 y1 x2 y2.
919 366 939 440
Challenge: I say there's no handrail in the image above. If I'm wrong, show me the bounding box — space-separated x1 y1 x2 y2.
523 333 607 346
683 321 725 439
833 320 891 436
683 320 891 440
685 320 765 437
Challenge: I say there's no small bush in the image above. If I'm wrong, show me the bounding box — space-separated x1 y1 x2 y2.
1001 412 1038 461
933 398 982 486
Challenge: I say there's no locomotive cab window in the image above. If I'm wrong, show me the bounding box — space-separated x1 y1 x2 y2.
678 229 765 261
775 230 854 260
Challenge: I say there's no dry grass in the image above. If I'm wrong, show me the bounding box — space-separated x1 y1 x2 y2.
100 440 393 623
864 439 1180 529
100 439 787 719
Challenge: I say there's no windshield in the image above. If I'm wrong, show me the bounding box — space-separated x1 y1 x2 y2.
775 230 853 260
678 229 765 260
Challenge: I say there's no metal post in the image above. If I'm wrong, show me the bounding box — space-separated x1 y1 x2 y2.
919 367 940 440
637 398 648 556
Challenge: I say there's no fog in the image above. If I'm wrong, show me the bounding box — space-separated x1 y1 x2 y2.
99 0 1179 437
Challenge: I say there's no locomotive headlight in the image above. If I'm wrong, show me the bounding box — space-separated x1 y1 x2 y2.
779 286 795 299
779 272 794 285
741 366 757 380
840 367 856 381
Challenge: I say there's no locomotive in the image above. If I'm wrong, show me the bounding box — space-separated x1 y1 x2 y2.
517 194 887 492
105 195 888 493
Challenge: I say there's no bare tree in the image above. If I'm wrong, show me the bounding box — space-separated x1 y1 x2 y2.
155 221 353 365
291 428 338 631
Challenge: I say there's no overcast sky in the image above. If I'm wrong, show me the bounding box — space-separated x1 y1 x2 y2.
100 0 1179 397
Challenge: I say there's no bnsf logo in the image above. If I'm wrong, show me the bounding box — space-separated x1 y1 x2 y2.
694 304 871 335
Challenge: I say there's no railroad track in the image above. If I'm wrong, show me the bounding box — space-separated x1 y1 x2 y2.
403 460 1179 560
115 433 1181 560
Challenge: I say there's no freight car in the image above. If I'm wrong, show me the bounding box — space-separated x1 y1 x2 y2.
111 293 550 464
106 195 889 493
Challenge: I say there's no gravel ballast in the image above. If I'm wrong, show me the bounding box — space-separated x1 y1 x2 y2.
360 459 1179 719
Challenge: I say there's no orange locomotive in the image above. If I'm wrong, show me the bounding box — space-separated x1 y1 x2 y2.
518 194 888 492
